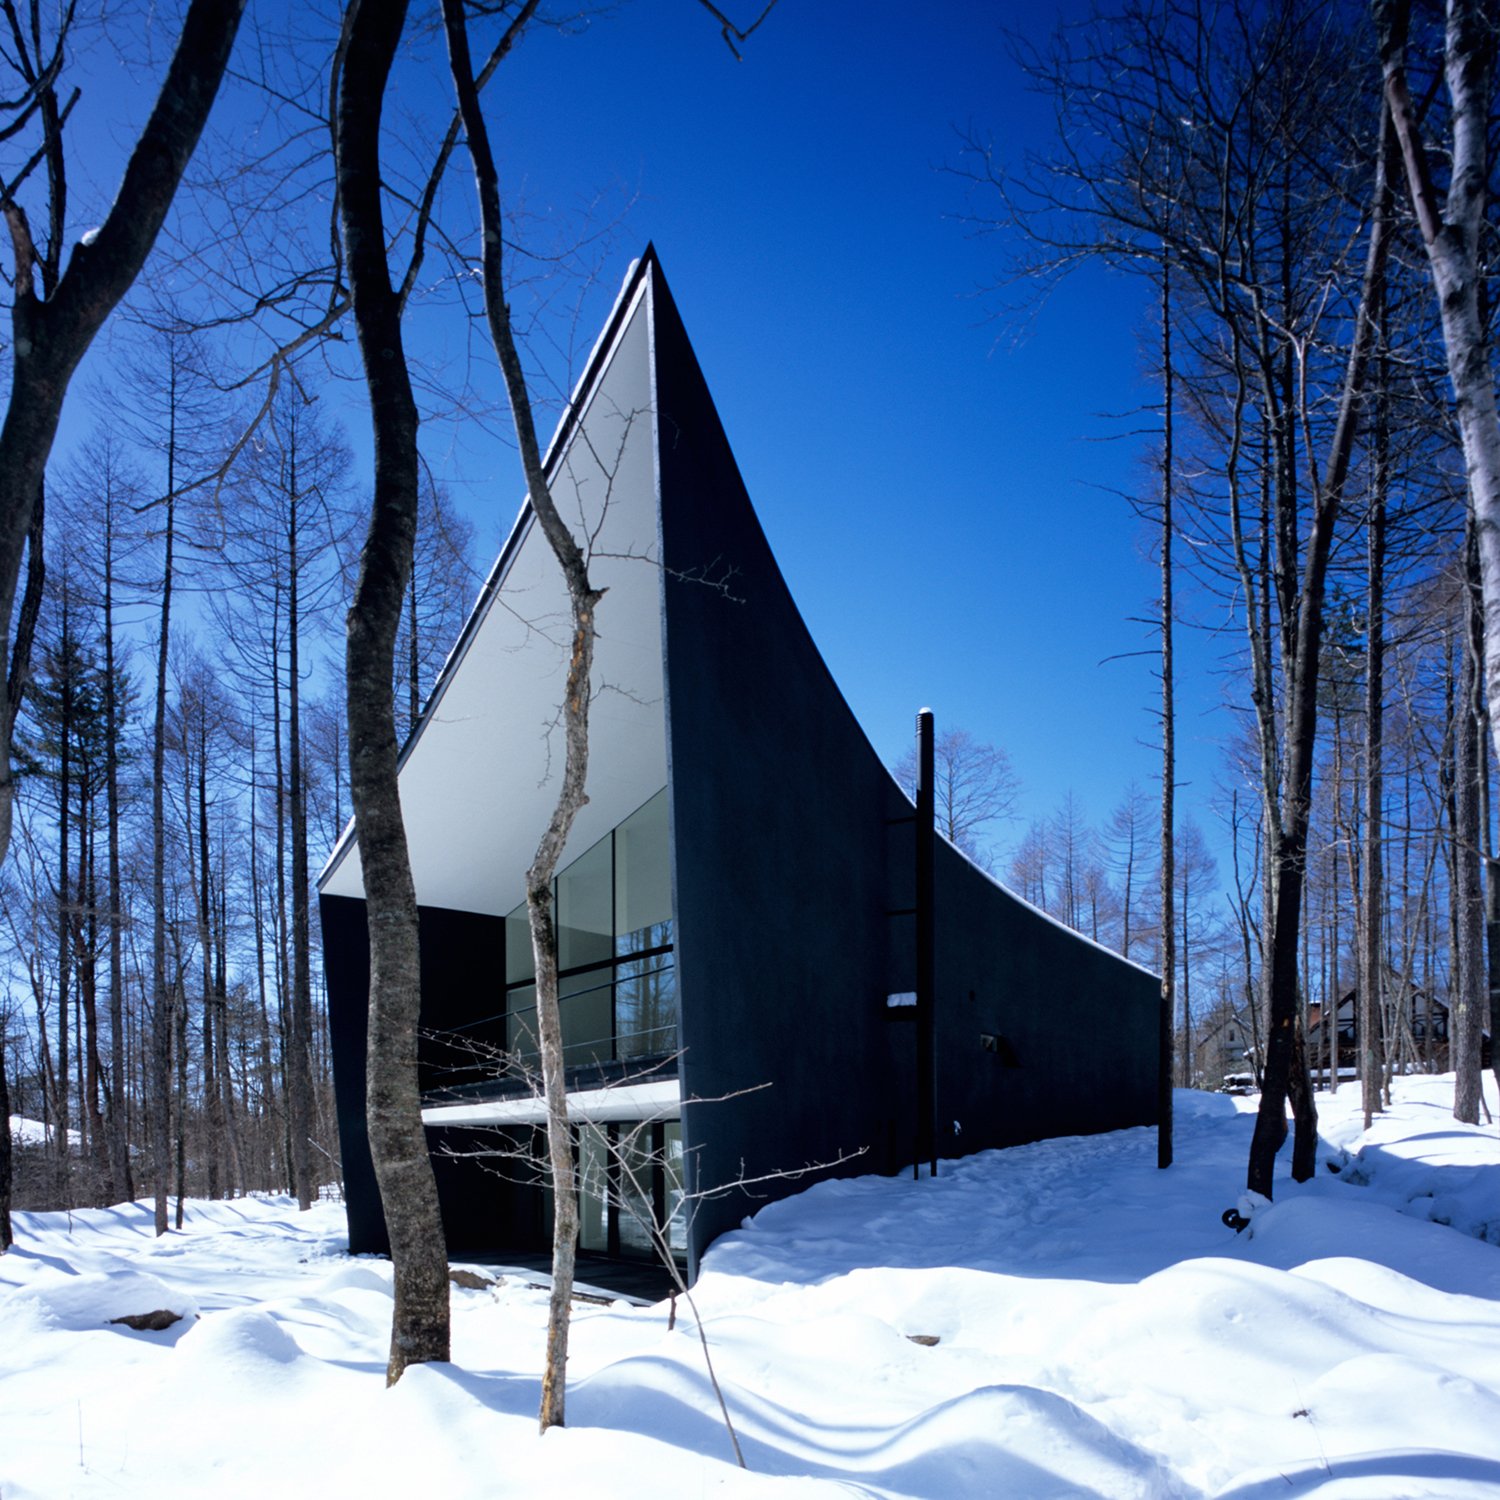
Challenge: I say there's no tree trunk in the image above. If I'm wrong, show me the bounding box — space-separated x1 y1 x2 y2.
0 1020 12 1250
55 591 73 1207
442 0 599 1430
1 493 44 1236
1159 253 1176 1164
215 849 242 1196
1380 0 1500 890
250 719 277 1191
196 704 223 1198
407 563 420 735
1361 363 1388 1130
336 0 450 1385
1246 104 1396 1199
102 478 131 1203
1454 549 1486 1123
78 791 107 1202
272 591 292 1191
150 389 177 1236
287 464 315 1210
174 960 188 1226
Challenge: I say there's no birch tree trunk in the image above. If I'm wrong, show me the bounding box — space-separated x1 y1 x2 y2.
441 0 596 1431
0 1019 11 1249
1376 0 1500 1121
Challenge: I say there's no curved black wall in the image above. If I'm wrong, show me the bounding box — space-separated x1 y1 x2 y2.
651 262 1158 1274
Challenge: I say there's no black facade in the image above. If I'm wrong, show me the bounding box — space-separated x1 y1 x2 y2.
319 249 1160 1280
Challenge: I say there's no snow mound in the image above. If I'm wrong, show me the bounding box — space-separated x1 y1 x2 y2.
316 1260 394 1297
863 1382 1181 1499
576 1353 1178 1497
1305 1351 1500 1462
6 1114 79 1147
0 1267 196 1335
174 1307 303 1373
1246 1194 1500 1300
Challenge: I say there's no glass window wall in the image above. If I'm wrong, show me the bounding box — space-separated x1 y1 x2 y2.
578 1128 608 1252
616 1126 657 1257
504 788 676 1068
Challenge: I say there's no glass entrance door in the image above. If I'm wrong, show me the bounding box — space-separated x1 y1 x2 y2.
574 1119 685 1262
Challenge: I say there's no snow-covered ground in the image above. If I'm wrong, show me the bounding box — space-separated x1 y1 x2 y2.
2 1075 1498 1498
7 1114 79 1148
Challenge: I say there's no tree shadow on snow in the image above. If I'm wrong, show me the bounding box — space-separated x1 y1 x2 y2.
1214 1450 1500 1498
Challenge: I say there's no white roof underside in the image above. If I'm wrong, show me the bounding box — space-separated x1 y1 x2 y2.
420 1078 681 1129
320 277 666 917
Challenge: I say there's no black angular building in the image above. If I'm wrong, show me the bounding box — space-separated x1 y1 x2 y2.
318 250 1160 1280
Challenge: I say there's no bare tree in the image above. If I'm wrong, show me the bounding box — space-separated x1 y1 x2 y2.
1174 819 1221 1086
443 0 777 1428
1453 539 1487 1122
334 0 450 1384
1105 783 1153 963
442 0 594 1431
0 0 245 1247
0 0 246 878
894 727 1018 870
1008 819 1052 910
1376 0 1500 1113
1157 254 1175 1164
394 479 476 745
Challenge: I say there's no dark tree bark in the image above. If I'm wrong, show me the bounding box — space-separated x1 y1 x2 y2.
1454 534 1486 1123
54 588 73 1206
287 436 314 1210
101 468 131 1204
1361 365 1389 1130
150 362 178 1237
1159 253 1176 1162
249 719 278 1192
1245 108 1397 1199
173 958 188 1228
272 593 292 1190
196 696 221 1199
335 0 450 1385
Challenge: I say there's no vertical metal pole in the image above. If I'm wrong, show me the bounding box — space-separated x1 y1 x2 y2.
915 708 936 1180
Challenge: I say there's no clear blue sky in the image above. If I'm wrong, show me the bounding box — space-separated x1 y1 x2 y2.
436 0 1232 856
58 0 1234 867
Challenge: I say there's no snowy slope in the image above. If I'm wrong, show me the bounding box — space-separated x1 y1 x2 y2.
1 1075 1497 1498
6 1115 79 1148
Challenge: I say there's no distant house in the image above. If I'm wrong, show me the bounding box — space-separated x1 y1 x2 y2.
317 250 1162 1281
1308 985 1490 1074
1193 1005 1258 1090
